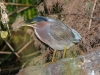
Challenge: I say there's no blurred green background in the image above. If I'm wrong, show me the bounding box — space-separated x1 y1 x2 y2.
0 0 43 73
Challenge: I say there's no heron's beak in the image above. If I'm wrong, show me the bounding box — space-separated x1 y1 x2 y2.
13 22 37 31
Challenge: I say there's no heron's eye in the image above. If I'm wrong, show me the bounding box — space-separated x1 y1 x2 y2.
30 21 37 24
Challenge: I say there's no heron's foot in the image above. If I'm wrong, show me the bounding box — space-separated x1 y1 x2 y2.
63 46 67 58
52 50 57 62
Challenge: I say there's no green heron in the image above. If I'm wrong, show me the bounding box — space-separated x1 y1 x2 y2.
15 16 81 62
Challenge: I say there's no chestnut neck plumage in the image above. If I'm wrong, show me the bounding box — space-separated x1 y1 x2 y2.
34 21 52 45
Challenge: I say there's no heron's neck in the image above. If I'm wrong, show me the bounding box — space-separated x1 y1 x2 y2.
35 26 52 43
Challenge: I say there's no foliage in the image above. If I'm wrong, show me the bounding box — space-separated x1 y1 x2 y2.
0 0 42 43
0 0 42 64
6 0 42 21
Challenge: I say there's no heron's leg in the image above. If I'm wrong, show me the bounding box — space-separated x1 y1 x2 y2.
52 50 57 62
63 46 67 58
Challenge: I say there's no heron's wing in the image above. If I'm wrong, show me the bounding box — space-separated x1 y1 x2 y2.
49 20 74 41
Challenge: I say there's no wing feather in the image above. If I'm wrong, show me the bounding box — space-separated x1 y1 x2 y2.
49 20 74 41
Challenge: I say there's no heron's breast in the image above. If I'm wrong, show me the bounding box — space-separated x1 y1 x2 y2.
35 28 52 44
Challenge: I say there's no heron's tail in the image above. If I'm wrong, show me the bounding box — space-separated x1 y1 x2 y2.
72 29 82 43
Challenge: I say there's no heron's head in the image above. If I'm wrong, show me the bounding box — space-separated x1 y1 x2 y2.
14 16 49 31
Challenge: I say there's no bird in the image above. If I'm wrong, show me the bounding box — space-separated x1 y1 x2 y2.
15 16 82 62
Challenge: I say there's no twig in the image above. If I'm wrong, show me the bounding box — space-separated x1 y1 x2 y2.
1 38 11 51
4 2 34 6
0 51 11 54
8 6 29 16
17 39 34 54
17 7 29 13
1 45 7 51
22 51 41 58
88 0 98 30
3 39 20 58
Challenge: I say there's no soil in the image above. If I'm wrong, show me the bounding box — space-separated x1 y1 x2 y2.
37 0 100 53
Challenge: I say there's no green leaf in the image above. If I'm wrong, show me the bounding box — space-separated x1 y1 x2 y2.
1 31 8 39
28 9 32 19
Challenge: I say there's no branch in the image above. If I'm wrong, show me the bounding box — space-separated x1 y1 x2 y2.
0 51 11 54
4 2 34 6
8 6 29 16
3 39 20 58
17 39 34 54
88 0 98 30
22 51 40 58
